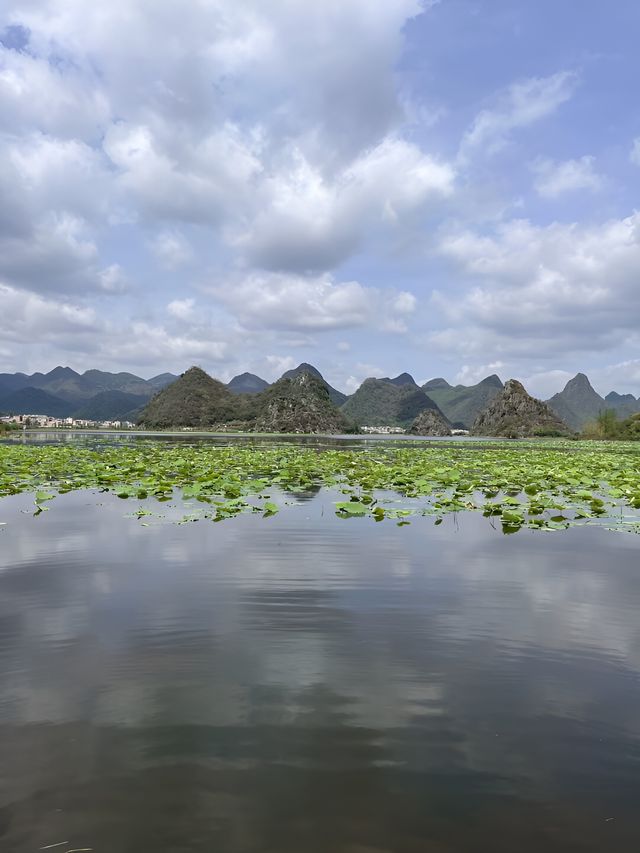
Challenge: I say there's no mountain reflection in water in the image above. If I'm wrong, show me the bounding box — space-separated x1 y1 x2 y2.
0 486 639 852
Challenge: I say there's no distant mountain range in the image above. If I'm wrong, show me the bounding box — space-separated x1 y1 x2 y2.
0 367 178 421
1 363 639 429
546 373 640 430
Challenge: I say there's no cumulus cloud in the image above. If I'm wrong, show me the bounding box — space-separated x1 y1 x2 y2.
0 0 447 306
103 121 261 225
531 155 603 197
436 212 640 358
0 40 109 139
211 272 371 331
211 271 419 334
0 282 98 345
152 231 195 269
167 298 196 321
264 354 297 376
459 70 578 161
227 136 453 272
108 322 227 367
0 133 116 294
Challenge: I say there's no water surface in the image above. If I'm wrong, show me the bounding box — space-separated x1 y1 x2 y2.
0 469 639 851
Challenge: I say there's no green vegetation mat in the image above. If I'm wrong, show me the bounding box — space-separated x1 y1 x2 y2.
1 440 640 533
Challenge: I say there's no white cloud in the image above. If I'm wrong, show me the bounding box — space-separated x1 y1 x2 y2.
631 138 640 167
0 133 115 294
0 43 109 139
519 369 574 399
454 362 505 385
211 271 420 335
0 0 448 315
343 362 387 393
436 212 640 358
460 70 578 161
167 298 196 321
531 155 603 197
103 121 261 225
264 355 297 376
233 137 454 273
108 322 228 367
392 291 417 315
98 264 127 293
212 272 371 331
0 282 98 341
152 231 194 269
0 212 100 293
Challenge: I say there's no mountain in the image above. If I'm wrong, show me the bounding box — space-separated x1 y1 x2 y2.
408 409 452 436
422 378 452 391
0 371 40 395
605 391 639 419
0 387 75 418
227 372 270 395
281 363 347 406
254 372 354 433
379 373 419 388
147 373 179 391
472 379 571 437
0 366 178 405
546 373 606 431
138 367 254 428
341 378 444 428
72 391 150 421
422 374 504 428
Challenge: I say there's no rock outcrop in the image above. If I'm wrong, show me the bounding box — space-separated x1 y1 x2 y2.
280 363 347 406
408 409 452 436
471 379 571 437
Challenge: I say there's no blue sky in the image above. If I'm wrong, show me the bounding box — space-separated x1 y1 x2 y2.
1 0 639 397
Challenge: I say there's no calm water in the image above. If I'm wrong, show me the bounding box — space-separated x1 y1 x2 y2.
1 458 640 850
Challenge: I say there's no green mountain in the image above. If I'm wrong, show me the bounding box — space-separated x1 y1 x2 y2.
0 366 176 405
147 373 179 391
138 367 255 429
281 363 347 406
254 372 355 433
421 374 503 428
605 391 639 419
0 387 75 418
73 391 150 421
379 372 419 388
422 377 451 391
546 373 607 431
0 372 34 396
472 379 571 437
227 372 270 395
341 378 444 427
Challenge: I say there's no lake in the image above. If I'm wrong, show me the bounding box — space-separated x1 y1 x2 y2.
0 435 639 851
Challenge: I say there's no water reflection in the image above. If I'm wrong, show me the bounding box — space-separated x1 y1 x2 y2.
0 490 639 851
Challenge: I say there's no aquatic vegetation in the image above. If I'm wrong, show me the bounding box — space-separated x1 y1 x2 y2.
0 439 639 533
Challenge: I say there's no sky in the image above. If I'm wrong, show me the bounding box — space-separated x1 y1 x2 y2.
1 0 640 398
